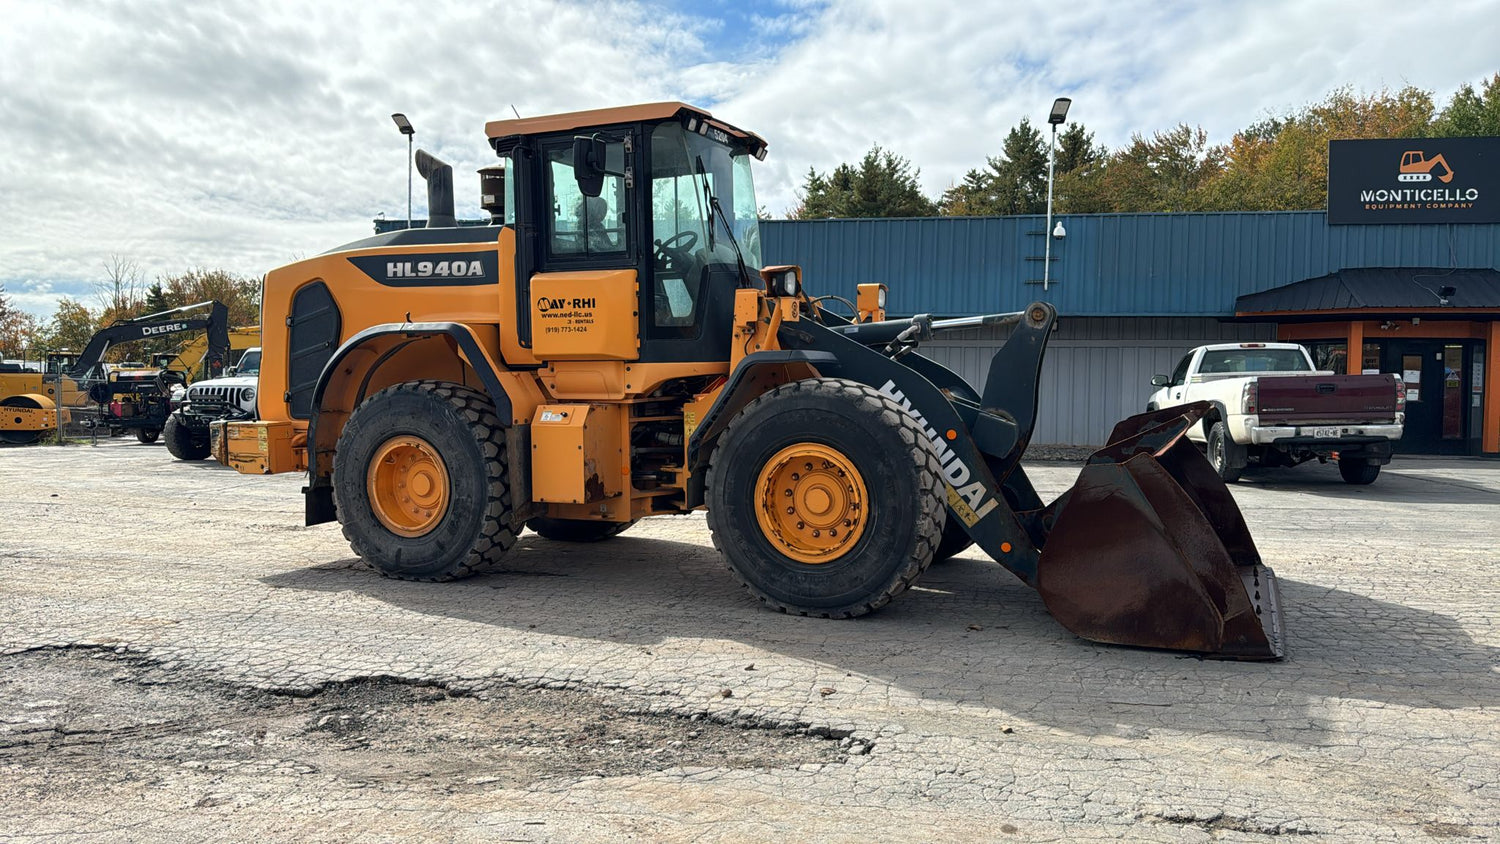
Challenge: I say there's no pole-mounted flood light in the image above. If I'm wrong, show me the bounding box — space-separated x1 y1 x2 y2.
391 113 415 229
1048 97 1072 125
1043 98 1071 291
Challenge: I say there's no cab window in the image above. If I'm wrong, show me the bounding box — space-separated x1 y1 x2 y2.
545 142 628 259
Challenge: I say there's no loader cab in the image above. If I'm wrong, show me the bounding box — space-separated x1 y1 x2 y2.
490 103 768 365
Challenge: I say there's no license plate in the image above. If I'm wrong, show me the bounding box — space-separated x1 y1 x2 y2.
1312 426 1339 439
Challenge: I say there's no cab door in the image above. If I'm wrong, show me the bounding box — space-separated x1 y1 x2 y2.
526 132 641 369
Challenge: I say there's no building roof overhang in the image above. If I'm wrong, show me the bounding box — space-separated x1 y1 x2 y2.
1231 267 1500 323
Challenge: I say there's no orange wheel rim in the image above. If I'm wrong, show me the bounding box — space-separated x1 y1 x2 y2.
367 435 450 538
754 442 867 564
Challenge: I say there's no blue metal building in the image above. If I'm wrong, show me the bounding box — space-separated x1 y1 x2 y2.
763 212 1500 453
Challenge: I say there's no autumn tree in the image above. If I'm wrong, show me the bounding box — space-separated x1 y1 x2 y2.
158 268 261 329
1198 85 1436 211
0 286 41 359
35 297 98 355
1086 124 1225 212
791 146 937 219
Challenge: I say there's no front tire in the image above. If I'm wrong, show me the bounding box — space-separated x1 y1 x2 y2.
705 378 945 618
334 380 516 581
1207 421 1244 484
164 414 211 460
136 427 160 444
1338 457 1381 485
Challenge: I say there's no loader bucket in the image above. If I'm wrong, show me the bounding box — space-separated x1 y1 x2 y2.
1036 403 1285 660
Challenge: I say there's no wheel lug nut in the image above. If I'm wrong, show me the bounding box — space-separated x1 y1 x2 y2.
796 521 805 529
786 506 795 514
804 462 813 470
784 489 792 497
812 529 820 537
829 528 837 537
791 472 800 481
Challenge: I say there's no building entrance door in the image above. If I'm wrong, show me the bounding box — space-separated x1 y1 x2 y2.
1382 340 1481 454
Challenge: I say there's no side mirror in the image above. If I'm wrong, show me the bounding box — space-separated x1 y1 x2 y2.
572 135 606 198
1150 374 1169 387
226 366 238 377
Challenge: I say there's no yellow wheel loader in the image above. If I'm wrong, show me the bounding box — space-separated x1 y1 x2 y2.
222 103 1284 659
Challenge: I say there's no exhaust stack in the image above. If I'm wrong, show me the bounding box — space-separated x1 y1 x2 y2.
415 149 455 228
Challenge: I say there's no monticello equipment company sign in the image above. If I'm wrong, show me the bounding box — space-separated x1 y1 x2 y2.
1328 136 1500 224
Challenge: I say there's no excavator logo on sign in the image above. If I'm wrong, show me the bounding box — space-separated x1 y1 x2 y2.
1398 150 1455 183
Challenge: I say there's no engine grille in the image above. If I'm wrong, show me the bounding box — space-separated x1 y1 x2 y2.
188 384 240 414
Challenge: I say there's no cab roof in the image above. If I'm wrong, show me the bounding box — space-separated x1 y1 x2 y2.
485 101 767 158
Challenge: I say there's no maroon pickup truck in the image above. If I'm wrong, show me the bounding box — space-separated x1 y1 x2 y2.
1148 343 1405 484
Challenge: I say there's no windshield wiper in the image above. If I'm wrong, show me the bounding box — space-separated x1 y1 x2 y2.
695 155 755 288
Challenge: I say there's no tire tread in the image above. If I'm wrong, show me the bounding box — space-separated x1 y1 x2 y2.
705 377 945 619
336 380 516 581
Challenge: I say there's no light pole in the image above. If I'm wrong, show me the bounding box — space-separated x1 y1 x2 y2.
1043 97 1071 292
391 113 415 229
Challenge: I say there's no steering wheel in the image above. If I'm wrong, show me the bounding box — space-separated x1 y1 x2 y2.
652 230 698 275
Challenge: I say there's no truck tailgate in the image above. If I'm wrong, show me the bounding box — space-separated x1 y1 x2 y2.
1257 374 1399 425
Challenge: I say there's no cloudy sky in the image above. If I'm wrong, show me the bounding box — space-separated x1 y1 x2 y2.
2 0 1497 318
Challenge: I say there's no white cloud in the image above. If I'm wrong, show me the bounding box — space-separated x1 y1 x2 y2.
1 0 1495 318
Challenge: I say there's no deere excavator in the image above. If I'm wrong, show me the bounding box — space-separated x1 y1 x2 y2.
216 103 1284 659
0 301 233 444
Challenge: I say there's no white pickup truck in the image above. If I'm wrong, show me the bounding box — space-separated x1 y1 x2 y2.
1147 342 1404 485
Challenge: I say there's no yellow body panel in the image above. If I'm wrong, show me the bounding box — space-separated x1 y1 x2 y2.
530 270 639 361
0 372 70 410
0 371 44 398
214 420 306 474
856 283 887 323
0 394 58 431
255 237 508 427
530 404 626 506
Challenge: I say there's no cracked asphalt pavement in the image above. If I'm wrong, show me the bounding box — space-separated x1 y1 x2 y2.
2 440 1497 841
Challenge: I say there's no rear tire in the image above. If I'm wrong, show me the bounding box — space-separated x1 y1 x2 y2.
136 427 160 444
164 414 211 460
1207 421 1244 484
334 380 517 581
705 378 945 618
527 517 637 542
1338 457 1380 485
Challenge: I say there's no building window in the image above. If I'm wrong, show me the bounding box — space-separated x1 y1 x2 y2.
1307 341 1381 373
